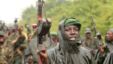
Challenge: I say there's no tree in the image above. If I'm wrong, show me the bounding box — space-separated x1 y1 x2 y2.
21 0 113 35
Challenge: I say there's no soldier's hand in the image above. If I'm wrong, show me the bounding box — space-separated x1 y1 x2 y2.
39 47 47 59
98 45 105 53
17 48 23 56
37 45 48 64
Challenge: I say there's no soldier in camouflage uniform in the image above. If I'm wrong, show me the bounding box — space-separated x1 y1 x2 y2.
82 28 99 56
12 26 27 64
49 32 59 48
95 28 113 64
39 17 96 64
0 31 13 64
82 28 99 50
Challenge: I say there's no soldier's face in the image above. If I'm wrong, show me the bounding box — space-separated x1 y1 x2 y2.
64 25 79 40
51 35 59 43
106 31 113 41
85 32 91 38
0 35 5 44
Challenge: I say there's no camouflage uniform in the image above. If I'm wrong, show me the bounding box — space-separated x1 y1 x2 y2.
47 18 95 64
12 27 27 64
95 29 113 64
0 44 13 64
0 31 13 64
82 28 99 51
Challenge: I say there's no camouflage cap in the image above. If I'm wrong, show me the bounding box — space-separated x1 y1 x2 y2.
85 28 91 34
109 28 113 33
64 17 81 30
0 31 4 36
96 32 101 36
50 32 57 36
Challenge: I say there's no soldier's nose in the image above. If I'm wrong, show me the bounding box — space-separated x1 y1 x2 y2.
70 29 76 34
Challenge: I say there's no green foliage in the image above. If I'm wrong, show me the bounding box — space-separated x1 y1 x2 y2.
21 0 113 36
22 6 37 24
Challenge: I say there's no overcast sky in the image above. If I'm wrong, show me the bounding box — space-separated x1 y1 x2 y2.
0 0 37 24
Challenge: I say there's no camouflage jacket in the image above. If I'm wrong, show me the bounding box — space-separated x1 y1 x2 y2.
0 44 13 64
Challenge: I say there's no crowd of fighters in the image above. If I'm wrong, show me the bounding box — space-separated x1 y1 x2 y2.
0 17 113 64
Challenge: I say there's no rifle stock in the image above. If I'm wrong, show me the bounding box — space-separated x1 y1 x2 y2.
90 16 97 35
